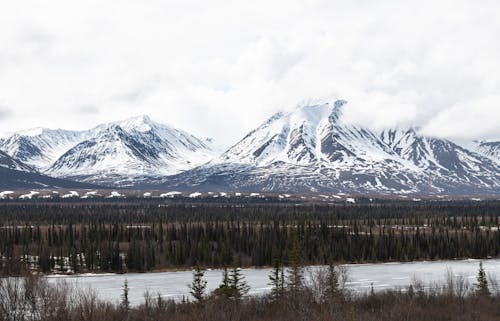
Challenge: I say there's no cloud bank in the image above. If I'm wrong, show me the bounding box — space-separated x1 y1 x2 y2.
0 0 499 145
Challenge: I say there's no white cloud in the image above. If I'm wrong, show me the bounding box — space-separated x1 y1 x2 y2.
421 96 500 141
0 105 13 120
0 0 499 145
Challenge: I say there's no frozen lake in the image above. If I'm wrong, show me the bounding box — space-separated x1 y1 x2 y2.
46 259 500 306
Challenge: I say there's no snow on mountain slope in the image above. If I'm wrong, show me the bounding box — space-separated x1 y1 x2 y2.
155 101 424 193
380 129 500 190
1 107 498 195
221 100 404 168
154 101 499 195
45 115 216 186
0 128 89 171
0 148 99 189
468 141 500 164
0 150 36 172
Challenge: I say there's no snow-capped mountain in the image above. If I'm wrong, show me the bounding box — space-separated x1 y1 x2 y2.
0 150 35 172
154 101 500 195
380 129 499 192
0 128 88 171
0 106 498 195
45 115 216 186
221 101 399 166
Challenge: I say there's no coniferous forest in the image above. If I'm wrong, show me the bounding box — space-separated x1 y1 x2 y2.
0 199 499 275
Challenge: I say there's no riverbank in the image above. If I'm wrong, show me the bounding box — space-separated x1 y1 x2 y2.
44 258 500 306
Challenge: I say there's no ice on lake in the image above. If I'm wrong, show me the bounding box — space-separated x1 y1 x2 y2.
46 259 500 306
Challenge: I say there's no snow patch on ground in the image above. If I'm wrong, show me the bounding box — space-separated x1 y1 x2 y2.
106 191 124 198
0 191 14 199
81 191 100 199
160 191 182 198
62 191 79 198
19 191 39 199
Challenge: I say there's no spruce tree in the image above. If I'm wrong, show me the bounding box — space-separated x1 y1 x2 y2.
215 266 234 298
229 263 250 300
286 230 303 292
189 266 207 302
476 261 490 296
121 279 130 311
269 258 285 299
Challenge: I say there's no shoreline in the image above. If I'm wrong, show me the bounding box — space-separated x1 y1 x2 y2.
40 257 497 278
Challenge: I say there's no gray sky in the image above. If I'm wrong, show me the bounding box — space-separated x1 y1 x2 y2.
0 0 499 145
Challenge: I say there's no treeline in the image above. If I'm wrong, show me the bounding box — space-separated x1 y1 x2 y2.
0 201 499 274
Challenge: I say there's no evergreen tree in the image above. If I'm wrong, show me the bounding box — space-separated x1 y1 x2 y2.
215 262 250 299
189 266 207 302
286 230 303 292
121 279 130 311
476 261 490 296
215 266 234 298
229 263 250 300
269 258 285 299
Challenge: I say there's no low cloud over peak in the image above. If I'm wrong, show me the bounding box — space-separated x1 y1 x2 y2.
0 0 499 145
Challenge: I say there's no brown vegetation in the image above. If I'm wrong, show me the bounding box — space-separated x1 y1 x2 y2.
1 268 499 321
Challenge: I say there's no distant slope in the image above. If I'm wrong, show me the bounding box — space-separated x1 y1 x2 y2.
0 149 99 189
0 150 36 172
0 166 100 189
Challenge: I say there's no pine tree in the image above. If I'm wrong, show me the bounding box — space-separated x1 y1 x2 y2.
476 261 490 296
269 258 285 299
286 230 303 292
188 266 207 302
213 262 250 300
215 266 234 298
229 263 250 300
121 279 130 311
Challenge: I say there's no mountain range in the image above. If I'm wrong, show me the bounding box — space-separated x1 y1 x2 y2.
1 116 216 187
0 101 499 195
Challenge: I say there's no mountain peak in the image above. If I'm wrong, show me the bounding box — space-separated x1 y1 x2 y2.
113 115 156 133
330 99 347 123
17 127 45 137
130 114 153 123
292 99 347 124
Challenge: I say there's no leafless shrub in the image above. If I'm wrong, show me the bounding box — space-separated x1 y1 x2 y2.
1 270 499 321
0 277 27 321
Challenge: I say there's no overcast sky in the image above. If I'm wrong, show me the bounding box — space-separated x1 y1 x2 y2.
0 0 499 145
